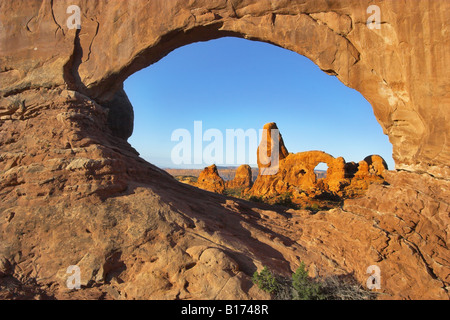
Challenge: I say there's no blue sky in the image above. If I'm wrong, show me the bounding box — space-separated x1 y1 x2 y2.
124 37 394 170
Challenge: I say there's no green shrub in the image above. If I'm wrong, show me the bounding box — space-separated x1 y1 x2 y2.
252 264 324 299
273 192 297 208
253 263 374 300
252 267 280 295
305 203 321 212
248 195 264 203
291 262 325 300
224 187 245 198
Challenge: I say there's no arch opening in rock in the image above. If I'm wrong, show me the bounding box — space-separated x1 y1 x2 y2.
123 37 394 175
78 3 448 180
121 36 396 211
314 163 329 181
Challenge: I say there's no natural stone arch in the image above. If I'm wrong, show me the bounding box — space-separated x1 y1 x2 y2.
314 162 329 179
248 122 393 200
283 151 340 191
0 0 449 300
2 0 449 178
251 148 350 198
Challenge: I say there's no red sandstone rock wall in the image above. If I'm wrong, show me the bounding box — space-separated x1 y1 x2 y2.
0 0 448 300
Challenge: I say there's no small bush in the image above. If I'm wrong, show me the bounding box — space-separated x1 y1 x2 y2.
252 267 280 295
291 262 324 300
305 203 320 212
224 187 245 198
320 275 377 300
253 263 376 300
273 193 297 209
248 195 265 203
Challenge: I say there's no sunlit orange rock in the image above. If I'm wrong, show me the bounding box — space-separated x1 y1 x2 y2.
249 123 388 200
226 165 253 190
196 165 226 194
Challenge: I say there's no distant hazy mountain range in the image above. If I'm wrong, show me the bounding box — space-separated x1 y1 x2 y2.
165 167 327 182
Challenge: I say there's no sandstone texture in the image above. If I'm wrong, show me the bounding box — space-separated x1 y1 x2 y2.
249 124 388 201
226 165 253 190
196 164 226 194
0 0 449 300
257 123 290 175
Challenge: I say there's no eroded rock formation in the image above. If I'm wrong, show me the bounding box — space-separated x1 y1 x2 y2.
257 123 290 175
226 165 254 190
196 164 226 194
2 0 449 177
0 0 449 300
249 124 388 201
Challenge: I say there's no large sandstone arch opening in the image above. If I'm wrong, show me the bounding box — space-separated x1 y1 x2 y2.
124 36 394 172
57 1 446 179
3 1 448 177
315 163 328 180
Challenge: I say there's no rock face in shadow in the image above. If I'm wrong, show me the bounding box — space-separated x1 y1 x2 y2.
0 0 449 300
